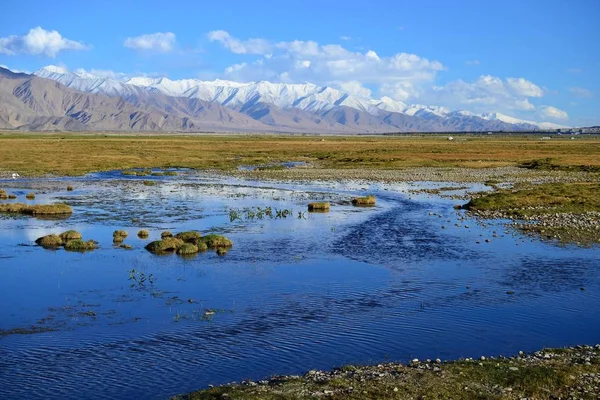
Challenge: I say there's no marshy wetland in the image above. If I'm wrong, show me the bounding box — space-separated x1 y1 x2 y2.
0 134 599 399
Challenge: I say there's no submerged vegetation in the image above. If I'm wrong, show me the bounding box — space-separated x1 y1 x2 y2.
0 203 72 216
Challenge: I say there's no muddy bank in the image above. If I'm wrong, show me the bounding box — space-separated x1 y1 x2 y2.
174 345 600 400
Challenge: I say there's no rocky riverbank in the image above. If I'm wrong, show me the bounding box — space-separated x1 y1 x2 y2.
173 345 600 400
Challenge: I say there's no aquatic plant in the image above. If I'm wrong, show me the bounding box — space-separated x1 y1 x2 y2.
161 231 173 238
145 237 184 253
137 229 149 238
25 193 35 200
59 230 82 241
0 203 73 216
176 243 199 255
199 234 233 249
351 195 376 206
128 269 155 288
308 202 330 211
64 239 98 252
175 231 203 243
35 234 63 249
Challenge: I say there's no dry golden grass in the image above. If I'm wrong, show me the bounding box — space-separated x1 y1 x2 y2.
0 133 599 176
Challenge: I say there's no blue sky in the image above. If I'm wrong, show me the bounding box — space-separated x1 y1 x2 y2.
1 0 598 126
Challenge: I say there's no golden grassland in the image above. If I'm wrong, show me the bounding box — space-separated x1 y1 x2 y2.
0 133 599 176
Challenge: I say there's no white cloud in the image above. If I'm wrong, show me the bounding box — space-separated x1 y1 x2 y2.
0 27 90 58
539 106 568 120
207 30 271 55
569 87 593 98
124 32 176 53
506 77 544 97
340 36 352 41
337 81 373 98
428 75 541 113
466 60 480 65
210 30 444 101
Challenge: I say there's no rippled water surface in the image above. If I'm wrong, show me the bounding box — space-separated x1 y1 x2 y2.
1 170 599 400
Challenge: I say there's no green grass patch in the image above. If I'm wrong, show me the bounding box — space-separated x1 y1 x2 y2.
0 203 72 216
308 202 330 211
351 195 376 206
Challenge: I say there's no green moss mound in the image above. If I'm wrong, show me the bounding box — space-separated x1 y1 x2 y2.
161 231 173 238
145 237 184 253
216 248 228 256
176 243 199 255
60 230 82 241
64 239 98 252
352 195 376 206
308 202 330 211
25 193 35 200
137 229 149 238
113 230 128 240
175 231 202 243
199 234 233 248
35 234 63 248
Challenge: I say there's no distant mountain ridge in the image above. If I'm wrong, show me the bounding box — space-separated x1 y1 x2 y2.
0 65 567 133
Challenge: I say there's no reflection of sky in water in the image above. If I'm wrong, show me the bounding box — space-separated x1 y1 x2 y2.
0 170 599 400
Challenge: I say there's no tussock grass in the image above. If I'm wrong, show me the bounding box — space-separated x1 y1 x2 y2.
161 231 174 238
67 186 74 191
8 194 16 199
0 189 7 199
351 195 376 206
137 229 149 238
145 237 184 253
308 202 330 211
176 243 199 255
143 180 156 186
59 230 82 241
25 193 35 200
64 239 98 252
175 231 202 243
113 230 128 243
0 203 72 216
164 171 178 176
35 234 63 248
199 234 233 249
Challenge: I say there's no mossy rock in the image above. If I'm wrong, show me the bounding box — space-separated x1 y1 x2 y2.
137 229 149 238
199 234 233 248
60 230 82 241
145 237 184 253
351 195 376 206
65 239 98 252
308 202 330 211
67 186 74 191
161 231 173 238
175 231 202 243
25 193 35 200
35 234 63 248
176 243 199 255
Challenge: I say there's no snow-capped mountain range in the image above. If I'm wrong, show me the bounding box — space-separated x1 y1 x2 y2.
0 64 567 133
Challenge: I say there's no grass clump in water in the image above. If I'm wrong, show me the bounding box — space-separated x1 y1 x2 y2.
67 186 74 191
145 237 184 253
137 229 149 238
35 234 63 249
60 230 82 241
161 231 174 238
64 239 98 252
175 231 202 243
199 234 233 249
351 195 376 206
25 193 35 200
151 172 165 177
0 189 7 200
308 202 330 212
164 171 178 176
143 180 156 186
176 243 199 255
113 230 128 243
8 194 16 199
0 203 72 216
122 170 137 176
